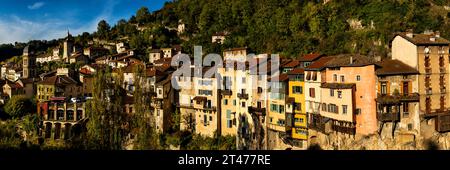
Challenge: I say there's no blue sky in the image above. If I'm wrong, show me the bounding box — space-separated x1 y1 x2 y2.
0 0 170 44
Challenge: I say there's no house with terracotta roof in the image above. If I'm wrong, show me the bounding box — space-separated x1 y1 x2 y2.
299 53 326 68
391 30 450 134
316 54 379 136
286 68 307 146
2 80 24 99
375 59 421 139
36 72 81 102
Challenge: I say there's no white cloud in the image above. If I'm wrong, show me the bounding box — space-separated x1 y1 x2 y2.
0 0 120 44
28 2 45 10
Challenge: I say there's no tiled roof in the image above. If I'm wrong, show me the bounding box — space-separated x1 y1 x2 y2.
38 75 79 86
324 54 377 68
305 56 334 70
395 32 450 45
283 60 301 68
288 68 304 75
299 54 324 62
376 59 419 76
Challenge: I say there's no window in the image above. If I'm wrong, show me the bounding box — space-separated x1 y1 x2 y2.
241 102 246 107
327 104 338 113
209 116 212 121
337 91 342 98
408 124 413 131
355 108 361 114
381 82 387 95
224 99 228 105
198 90 213 96
330 89 334 97
242 77 246 84
333 74 337 81
257 87 263 93
309 88 315 98
233 100 236 106
356 75 361 81
403 103 409 117
340 75 345 82
343 105 347 114
293 86 303 94
322 103 326 111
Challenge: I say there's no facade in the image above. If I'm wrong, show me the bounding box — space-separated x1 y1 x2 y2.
287 68 307 142
37 97 87 140
305 57 333 134
320 54 378 135
36 69 81 102
149 49 163 63
391 31 450 134
375 59 420 137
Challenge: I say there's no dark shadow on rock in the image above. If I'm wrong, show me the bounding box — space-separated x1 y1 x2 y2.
307 143 323 150
424 139 440 150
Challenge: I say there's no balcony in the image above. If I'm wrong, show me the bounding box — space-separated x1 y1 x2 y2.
221 89 232 96
237 93 249 99
441 88 446 94
377 112 400 122
436 113 450 133
331 123 356 135
376 93 419 104
203 106 216 111
440 67 446 73
248 106 266 116
425 68 432 74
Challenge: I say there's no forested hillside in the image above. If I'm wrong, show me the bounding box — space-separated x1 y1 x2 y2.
1 0 449 60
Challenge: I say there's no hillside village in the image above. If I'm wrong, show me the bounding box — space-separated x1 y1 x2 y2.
0 28 449 150
0 0 450 150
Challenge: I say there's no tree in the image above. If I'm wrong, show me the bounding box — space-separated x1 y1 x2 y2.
97 20 111 40
85 67 127 149
4 95 34 118
132 65 159 149
136 7 152 25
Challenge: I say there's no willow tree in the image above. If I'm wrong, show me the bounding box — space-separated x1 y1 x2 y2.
132 65 159 149
85 67 127 150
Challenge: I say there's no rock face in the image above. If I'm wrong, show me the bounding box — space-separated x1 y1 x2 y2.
308 129 450 150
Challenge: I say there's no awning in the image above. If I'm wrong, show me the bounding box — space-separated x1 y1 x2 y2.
193 96 207 102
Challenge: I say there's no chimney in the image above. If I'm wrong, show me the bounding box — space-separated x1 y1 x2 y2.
406 29 414 38
435 31 440 38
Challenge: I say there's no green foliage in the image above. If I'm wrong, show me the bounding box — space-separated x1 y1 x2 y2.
4 95 35 118
84 67 127 150
97 20 111 40
168 0 449 57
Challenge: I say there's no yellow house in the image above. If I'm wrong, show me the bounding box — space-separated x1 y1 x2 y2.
287 68 307 140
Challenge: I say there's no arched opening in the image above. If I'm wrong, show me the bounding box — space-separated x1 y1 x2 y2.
64 123 72 140
54 123 61 139
72 124 82 137
45 122 52 138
